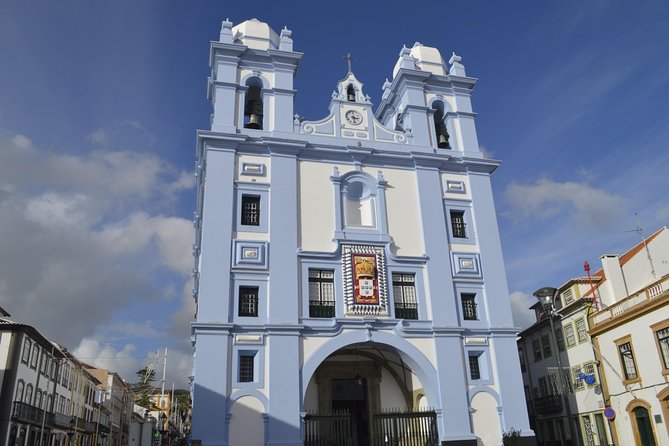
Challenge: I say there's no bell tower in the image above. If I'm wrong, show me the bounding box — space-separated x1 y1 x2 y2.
208 18 302 133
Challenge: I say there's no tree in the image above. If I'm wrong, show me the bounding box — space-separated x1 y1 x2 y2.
131 367 157 409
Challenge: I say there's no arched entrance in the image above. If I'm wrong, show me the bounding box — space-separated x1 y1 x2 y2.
303 342 438 446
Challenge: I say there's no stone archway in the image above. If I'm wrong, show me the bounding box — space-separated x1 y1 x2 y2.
301 331 439 409
303 336 440 446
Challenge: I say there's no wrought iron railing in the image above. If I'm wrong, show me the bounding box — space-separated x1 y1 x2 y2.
394 302 418 320
12 402 52 426
533 394 563 415
309 302 335 318
303 411 351 446
371 409 438 446
462 299 478 320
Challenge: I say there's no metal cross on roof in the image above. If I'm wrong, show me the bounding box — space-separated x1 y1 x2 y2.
343 52 355 73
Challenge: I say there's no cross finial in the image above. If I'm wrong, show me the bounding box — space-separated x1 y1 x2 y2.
343 52 355 73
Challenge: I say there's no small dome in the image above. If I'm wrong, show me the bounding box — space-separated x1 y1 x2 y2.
232 18 280 50
392 42 447 78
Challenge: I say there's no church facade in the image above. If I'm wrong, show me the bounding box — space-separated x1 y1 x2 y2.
190 18 534 446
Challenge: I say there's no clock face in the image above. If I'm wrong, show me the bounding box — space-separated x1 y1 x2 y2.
345 110 363 125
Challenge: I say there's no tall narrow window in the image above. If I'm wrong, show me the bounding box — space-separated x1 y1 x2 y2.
564 324 576 348
15 380 24 402
541 334 552 358
30 346 39 369
450 211 466 238
532 339 542 361
555 328 565 351
308 269 335 318
655 327 669 369
244 79 263 129
392 273 418 320
618 342 638 380
572 366 584 391
241 195 260 226
575 318 588 343
238 286 259 317
239 354 255 382
469 354 481 380
22 339 31 364
461 293 478 320
432 104 450 149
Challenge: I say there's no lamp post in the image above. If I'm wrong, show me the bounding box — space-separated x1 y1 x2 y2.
533 287 576 446
159 413 167 446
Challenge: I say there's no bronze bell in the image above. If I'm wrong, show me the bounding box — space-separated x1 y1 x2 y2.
246 113 261 129
438 133 450 149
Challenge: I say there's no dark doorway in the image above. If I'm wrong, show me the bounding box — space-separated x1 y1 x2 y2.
634 407 656 446
332 378 369 446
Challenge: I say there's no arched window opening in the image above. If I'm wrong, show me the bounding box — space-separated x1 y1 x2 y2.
25 384 33 404
15 380 24 402
244 78 263 130
432 102 450 149
346 84 356 102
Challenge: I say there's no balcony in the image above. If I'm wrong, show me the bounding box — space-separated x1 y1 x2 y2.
12 402 51 426
533 394 563 415
592 274 669 326
394 302 418 320
309 302 335 318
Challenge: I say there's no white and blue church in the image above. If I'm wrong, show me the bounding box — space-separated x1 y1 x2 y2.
190 18 535 446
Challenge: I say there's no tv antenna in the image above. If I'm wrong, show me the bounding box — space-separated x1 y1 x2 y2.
625 212 657 281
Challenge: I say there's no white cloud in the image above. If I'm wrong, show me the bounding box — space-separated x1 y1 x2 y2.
509 291 536 329
0 131 193 371
504 178 626 229
73 338 140 379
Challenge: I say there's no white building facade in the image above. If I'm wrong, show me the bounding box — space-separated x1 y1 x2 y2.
190 18 534 446
588 227 669 446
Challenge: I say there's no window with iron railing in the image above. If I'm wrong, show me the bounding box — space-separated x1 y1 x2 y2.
468 354 481 380
393 273 418 320
308 269 335 318
461 293 478 320
238 286 259 317
241 195 260 226
450 211 466 238
239 354 255 382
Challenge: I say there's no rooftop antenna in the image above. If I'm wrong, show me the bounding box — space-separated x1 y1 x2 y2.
626 212 657 281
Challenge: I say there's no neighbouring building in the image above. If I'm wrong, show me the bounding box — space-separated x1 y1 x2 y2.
0 311 112 446
190 18 534 446
87 368 134 446
588 227 669 446
518 277 613 446
518 226 669 446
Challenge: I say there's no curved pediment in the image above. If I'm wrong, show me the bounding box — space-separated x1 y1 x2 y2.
298 71 408 144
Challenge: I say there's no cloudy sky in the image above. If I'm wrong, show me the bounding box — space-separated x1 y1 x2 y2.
1 1 667 387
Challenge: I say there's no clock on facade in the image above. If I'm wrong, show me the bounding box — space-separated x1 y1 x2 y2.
345 110 363 125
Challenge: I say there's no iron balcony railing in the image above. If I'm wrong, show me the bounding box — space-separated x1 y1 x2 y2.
394 302 418 320
309 302 335 318
533 394 563 415
12 402 52 426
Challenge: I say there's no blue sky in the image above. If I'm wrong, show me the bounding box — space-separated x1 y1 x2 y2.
1 1 667 386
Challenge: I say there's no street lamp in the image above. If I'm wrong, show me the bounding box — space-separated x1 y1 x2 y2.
159 413 167 445
533 287 576 446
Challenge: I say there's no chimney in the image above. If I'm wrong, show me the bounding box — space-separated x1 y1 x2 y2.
600 254 629 304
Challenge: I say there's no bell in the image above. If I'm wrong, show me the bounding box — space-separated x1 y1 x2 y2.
245 113 261 129
438 133 450 149
347 91 355 101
